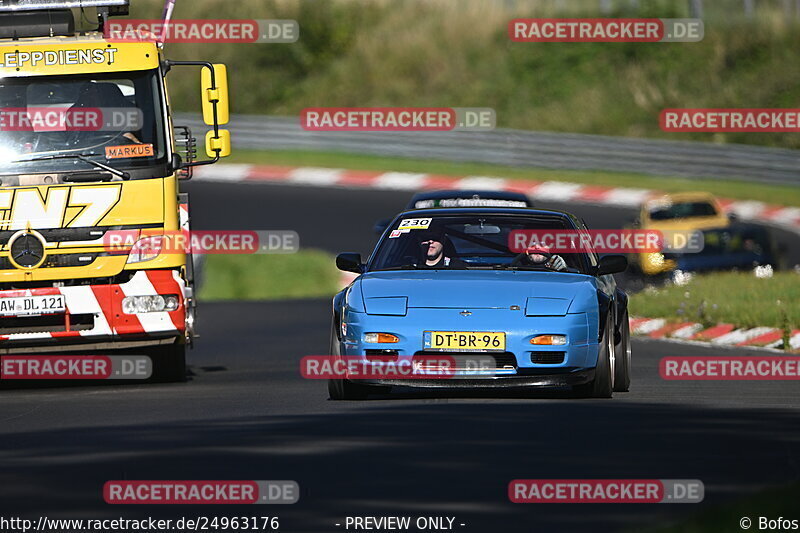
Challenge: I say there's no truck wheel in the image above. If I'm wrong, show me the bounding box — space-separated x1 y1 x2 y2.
150 343 187 383
613 310 632 392
327 324 371 400
573 319 614 398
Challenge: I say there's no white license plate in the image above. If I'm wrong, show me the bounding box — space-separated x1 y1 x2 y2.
0 294 66 316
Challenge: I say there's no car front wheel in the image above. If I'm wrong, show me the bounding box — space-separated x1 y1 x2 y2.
573 318 614 398
327 323 372 400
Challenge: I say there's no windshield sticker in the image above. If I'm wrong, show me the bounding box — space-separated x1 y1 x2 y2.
389 229 407 238
398 218 432 230
105 144 154 159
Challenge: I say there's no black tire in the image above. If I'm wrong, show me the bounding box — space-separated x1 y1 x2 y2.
150 342 187 383
327 324 371 400
613 310 632 392
573 319 614 398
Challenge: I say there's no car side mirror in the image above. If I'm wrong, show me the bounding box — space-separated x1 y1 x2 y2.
374 219 390 236
596 254 628 276
336 253 364 274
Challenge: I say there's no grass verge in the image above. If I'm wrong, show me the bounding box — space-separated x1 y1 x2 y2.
628 271 800 330
198 250 340 301
228 149 800 208
632 483 800 533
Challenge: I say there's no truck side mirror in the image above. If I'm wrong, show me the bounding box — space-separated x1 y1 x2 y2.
205 129 231 158
167 60 231 167
201 63 229 126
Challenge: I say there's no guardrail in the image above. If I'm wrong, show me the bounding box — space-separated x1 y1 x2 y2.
175 114 800 186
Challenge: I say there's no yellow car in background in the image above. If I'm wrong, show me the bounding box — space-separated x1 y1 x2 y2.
631 192 731 276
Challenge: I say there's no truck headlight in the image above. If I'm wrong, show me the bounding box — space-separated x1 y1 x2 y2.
127 236 164 264
122 295 180 314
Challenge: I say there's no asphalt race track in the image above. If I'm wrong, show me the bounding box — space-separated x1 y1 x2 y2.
1 181 799 532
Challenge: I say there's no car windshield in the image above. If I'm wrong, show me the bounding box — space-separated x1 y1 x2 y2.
649 201 718 220
0 69 166 183
369 214 588 273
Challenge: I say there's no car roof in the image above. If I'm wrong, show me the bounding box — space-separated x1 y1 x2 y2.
409 189 531 202
645 192 719 206
392 206 575 219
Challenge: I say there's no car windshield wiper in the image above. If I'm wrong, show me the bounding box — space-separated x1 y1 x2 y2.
373 264 421 271
12 152 130 180
492 264 554 271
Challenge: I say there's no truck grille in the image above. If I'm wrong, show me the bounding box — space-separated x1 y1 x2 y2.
0 271 135 290
0 313 94 335
0 253 108 270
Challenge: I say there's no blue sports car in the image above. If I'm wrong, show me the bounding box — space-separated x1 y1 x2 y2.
331 208 631 399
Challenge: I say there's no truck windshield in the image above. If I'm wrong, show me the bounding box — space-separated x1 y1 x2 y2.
0 68 166 182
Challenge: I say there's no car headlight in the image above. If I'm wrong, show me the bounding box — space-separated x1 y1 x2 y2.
530 334 567 346
364 332 400 343
122 295 180 314
647 252 665 267
127 235 164 264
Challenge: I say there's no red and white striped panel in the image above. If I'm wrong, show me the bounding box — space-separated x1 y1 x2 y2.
0 270 186 343
629 316 799 350
179 202 190 233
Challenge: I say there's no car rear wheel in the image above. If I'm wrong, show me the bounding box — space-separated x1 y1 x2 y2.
327 324 373 400
613 310 632 392
573 319 614 398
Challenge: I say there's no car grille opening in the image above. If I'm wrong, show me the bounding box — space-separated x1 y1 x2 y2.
365 350 399 362
530 351 565 364
414 351 517 370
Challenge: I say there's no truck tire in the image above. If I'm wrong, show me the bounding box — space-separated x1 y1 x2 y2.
150 342 187 383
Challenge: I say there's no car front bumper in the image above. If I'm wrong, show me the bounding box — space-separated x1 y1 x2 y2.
338 308 600 387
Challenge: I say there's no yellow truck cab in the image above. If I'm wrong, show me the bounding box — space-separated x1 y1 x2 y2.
0 0 230 380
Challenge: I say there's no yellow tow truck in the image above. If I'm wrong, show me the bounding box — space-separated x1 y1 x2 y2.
0 0 230 380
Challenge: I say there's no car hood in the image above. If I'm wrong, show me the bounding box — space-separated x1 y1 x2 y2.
358 270 597 313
